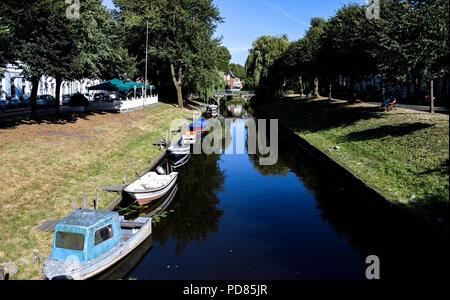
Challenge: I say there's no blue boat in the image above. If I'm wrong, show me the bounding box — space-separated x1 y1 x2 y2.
43 210 152 280
190 118 208 130
190 118 209 137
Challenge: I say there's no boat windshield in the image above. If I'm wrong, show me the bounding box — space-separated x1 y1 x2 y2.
55 231 85 251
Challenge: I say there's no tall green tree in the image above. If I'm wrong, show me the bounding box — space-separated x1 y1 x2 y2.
217 46 231 74
319 5 376 101
406 0 449 113
116 0 222 109
245 35 290 88
0 0 55 118
229 63 246 81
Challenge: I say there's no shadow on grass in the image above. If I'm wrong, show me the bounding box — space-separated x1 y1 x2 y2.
0 110 117 130
267 98 385 134
341 122 435 142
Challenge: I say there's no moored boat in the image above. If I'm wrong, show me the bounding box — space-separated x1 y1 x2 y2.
167 139 190 156
124 171 178 206
207 105 219 117
190 118 209 137
168 153 191 169
43 209 152 280
182 131 197 145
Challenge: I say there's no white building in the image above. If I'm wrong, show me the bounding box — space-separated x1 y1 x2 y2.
0 63 101 103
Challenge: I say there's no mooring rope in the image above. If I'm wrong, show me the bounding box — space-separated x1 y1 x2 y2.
116 199 139 213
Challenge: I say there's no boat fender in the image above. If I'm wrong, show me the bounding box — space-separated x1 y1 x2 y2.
156 166 166 175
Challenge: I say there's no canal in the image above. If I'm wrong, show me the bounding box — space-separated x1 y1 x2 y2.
110 103 448 280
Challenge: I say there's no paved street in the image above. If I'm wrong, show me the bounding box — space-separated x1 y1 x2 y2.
0 106 73 122
366 102 449 115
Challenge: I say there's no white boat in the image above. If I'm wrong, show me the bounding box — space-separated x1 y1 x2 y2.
43 210 152 280
124 171 178 206
182 131 197 145
167 139 190 156
208 105 219 117
168 153 191 169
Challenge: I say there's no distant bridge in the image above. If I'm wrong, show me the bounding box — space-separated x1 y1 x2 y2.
212 90 255 104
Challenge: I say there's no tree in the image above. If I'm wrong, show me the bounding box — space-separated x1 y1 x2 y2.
116 0 222 109
406 0 449 113
0 18 12 74
0 0 55 119
229 63 246 81
245 35 290 88
318 5 377 101
217 46 231 74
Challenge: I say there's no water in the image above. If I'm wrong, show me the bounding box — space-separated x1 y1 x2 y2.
112 104 448 280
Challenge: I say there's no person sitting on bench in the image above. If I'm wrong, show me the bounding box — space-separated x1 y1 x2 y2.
388 98 398 111
382 98 391 111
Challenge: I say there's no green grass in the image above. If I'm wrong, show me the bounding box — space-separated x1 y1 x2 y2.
259 96 449 222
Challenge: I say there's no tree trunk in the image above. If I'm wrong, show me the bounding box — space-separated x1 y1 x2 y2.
328 81 332 100
170 62 184 109
430 79 435 114
313 77 319 98
298 76 304 96
55 76 62 115
30 76 40 120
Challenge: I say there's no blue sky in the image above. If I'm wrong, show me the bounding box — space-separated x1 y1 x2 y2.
102 0 367 65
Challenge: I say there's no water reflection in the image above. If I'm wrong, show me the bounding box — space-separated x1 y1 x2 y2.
117 103 447 280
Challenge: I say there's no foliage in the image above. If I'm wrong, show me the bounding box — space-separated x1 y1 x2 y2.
250 0 449 108
245 35 290 88
229 63 246 80
115 0 224 108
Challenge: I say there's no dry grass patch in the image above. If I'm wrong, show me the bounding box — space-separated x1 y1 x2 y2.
0 103 194 279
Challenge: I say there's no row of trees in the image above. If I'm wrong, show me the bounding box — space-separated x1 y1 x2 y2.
0 0 231 116
245 0 449 112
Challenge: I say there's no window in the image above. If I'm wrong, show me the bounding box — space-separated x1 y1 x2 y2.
94 224 114 246
55 232 85 251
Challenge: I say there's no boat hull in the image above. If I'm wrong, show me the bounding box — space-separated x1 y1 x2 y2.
126 174 178 206
43 218 152 280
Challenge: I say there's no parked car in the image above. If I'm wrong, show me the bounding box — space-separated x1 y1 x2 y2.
84 93 94 102
8 97 20 108
94 92 108 102
36 95 56 108
62 94 73 105
0 99 7 111
68 93 89 107
108 92 119 101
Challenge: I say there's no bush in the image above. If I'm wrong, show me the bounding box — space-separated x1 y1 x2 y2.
68 93 89 107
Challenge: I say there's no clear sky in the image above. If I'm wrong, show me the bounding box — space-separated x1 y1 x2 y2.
102 0 367 66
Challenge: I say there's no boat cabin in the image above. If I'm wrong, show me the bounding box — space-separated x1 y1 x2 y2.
50 210 123 265
207 105 218 116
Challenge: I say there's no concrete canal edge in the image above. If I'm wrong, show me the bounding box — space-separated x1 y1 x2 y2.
254 105 449 236
253 105 393 206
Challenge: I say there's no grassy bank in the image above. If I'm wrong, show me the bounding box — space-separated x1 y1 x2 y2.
0 103 194 279
258 96 449 222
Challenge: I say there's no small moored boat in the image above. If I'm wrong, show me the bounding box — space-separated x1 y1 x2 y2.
190 118 209 137
43 209 152 280
182 131 197 145
168 153 191 169
167 139 190 156
207 105 219 117
124 171 178 206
